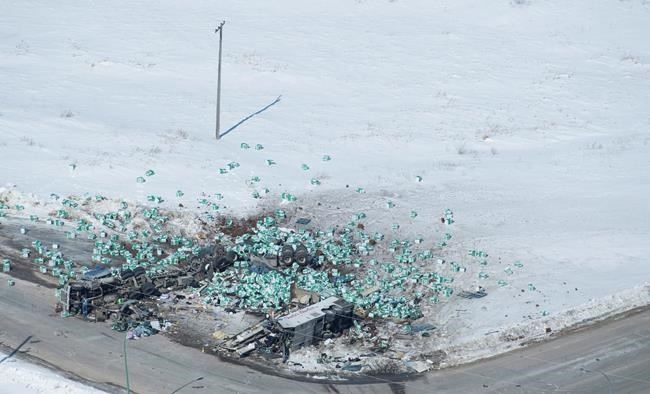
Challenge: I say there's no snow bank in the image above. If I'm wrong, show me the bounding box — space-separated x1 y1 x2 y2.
441 284 650 366
0 354 105 394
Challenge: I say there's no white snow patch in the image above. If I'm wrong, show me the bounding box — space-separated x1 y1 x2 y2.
0 353 106 394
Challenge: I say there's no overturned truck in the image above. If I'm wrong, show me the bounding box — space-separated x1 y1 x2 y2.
221 297 355 358
58 245 238 320
59 265 190 320
277 297 354 348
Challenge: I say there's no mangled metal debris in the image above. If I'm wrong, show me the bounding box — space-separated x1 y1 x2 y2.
277 296 354 348
56 244 236 331
216 296 355 361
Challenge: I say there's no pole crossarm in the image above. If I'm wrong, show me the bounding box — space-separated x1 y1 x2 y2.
215 20 225 33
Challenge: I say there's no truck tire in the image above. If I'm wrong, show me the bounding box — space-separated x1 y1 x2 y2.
132 267 146 278
225 250 237 263
120 269 134 280
294 244 309 267
280 245 294 266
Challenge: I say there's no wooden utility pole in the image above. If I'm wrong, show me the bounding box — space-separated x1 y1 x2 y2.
215 21 226 140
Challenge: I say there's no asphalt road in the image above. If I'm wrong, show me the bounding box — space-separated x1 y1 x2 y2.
1 275 650 394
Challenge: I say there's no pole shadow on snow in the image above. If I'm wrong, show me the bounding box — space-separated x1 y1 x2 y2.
0 335 33 364
220 95 282 139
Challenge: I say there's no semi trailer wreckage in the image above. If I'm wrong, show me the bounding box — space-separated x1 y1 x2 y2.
56 241 357 359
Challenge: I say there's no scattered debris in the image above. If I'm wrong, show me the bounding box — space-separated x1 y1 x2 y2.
405 360 430 373
458 289 488 299
410 322 436 333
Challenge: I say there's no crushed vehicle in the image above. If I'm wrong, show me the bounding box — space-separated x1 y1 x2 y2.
219 296 355 360
276 296 354 348
58 245 236 323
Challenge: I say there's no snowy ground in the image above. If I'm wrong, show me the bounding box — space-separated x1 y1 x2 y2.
1 0 650 378
0 352 105 394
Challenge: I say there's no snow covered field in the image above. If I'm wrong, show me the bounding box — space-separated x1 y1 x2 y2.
1 0 650 379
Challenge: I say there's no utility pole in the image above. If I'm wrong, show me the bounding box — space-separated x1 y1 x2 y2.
123 333 131 393
215 21 226 140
